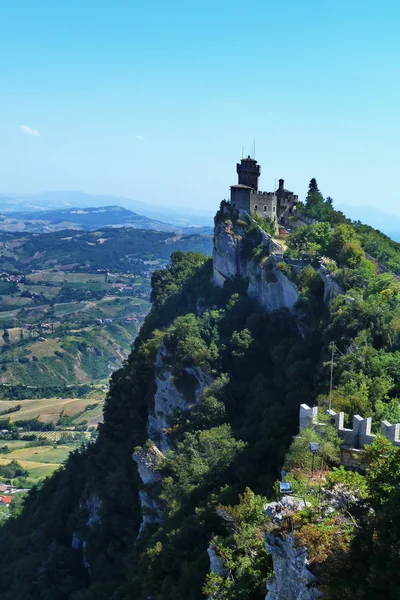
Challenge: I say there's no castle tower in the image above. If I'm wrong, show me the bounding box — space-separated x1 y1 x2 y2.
236 156 260 191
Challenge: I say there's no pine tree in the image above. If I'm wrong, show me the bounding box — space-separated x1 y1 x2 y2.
305 178 324 212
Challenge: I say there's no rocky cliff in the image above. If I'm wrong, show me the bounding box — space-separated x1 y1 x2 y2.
133 340 213 532
264 497 321 600
147 341 213 450
213 203 343 312
213 204 299 312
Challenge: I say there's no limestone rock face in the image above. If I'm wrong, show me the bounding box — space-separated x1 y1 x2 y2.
137 489 162 533
132 446 164 535
132 445 164 485
264 496 309 524
319 265 342 302
265 532 321 600
207 545 227 577
71 493 103 570
212 207 298 312
147 342 213 450
264 497 321 600
247 259 299 313
213 217 242 287
133 342 213 533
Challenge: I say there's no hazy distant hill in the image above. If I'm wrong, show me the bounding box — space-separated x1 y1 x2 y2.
0 226 213 272
0 205 179 234
0 205 213 235
0 191 214 227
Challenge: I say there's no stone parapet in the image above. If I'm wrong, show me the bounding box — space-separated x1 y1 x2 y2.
299 404 400 449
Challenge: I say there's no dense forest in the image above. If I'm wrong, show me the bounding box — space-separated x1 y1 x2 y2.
1 186 400 598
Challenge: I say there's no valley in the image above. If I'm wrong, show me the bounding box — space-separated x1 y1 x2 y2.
0 224 212 489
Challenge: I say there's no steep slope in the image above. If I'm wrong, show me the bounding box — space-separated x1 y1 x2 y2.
0 205 318 599
2 202 400 599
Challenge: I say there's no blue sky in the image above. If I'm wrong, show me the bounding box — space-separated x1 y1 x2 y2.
1 0 400 213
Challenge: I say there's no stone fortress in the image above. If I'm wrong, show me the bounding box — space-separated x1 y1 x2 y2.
230 156 299 226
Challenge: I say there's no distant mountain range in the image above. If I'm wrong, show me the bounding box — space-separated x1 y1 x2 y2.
0 191 215 228
2 193 400 242
0 205 213 235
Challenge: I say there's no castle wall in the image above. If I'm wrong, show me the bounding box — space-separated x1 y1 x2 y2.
231 187 251 212
250 190 277 221
230 188 277 223
299 403 400 449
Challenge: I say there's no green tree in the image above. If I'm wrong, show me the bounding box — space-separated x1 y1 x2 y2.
203 488 272 600
285 418 341 472
286 222 332 259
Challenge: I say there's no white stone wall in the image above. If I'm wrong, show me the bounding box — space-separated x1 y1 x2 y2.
300 403 400 449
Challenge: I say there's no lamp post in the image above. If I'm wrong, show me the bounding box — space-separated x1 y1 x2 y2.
310 442 320 477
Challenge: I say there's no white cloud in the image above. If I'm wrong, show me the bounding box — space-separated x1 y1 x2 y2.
19 125 39 137
136 135 145 141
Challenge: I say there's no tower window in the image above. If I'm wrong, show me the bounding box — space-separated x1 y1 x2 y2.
254 205 258 211
273 206 276 212
263 206 267 211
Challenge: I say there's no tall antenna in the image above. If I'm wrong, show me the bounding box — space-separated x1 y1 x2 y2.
328 344 334 411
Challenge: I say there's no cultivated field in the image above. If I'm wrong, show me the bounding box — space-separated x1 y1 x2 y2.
0 397 104 423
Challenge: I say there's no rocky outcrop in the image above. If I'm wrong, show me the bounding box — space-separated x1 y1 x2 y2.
137 489 162 533
207 545 227 577
132 444 164 485
147 342 213 450
213 216 242 287
264 497 321 600
213 207 298 312
247 257 299 313
71 493 102 569
265 532 321 600
133 342 213 532
319 265 342 302
132 444 165 534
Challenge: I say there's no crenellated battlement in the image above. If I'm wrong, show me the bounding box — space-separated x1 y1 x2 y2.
300 404 400 449
250 190 276 198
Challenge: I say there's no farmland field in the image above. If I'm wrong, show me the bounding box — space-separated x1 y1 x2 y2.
0 455 62 481
9 445 78 464
0 268 150 389
0 397 104 423
27 272 109 283
0 227 213 491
